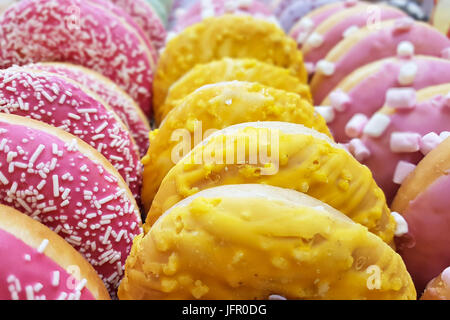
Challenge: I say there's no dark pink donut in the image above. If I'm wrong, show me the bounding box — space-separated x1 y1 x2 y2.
0 67 142 202
0 0 156 116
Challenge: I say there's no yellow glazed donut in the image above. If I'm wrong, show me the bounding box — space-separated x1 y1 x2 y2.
153 14 308 114
156 57 312 124
119 184 415 300
145 122 395 245
141 81 329 212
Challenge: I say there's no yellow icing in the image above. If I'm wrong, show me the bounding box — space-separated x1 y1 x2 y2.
156 58 313 124
119 196 415 300
141 82 330 212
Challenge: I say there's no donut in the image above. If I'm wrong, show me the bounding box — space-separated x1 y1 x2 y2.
145 121 395 244
157 57 313 125
337 66 450 202
391 136 450 292
172 0 274 32
311 19 450 104
153 14 308 113
421 267 450 300
301 4 407 67
30 62 150 157
141 81 330 212
0 204 110 300
0 66 142 201
320 56 450 143
108 0 167 50
120 184 415 300
0 0 156 116
0 113 142 296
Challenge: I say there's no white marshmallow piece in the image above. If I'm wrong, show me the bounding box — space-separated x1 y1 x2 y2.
306 32 324 48
393 160 416 184
442 267 450 288
385 87 416 110
397 41 415 58
305 62 315 75
398 62 418 85
343 25 359 38
390 132 421 153
440 131 450 140
345 113 369 138
315 106 335 123
363 113 391 138
299 17 314 32
329 89 351 112
420 132 443 155
391 211 409 237
348 138 371 162
316 60 335 76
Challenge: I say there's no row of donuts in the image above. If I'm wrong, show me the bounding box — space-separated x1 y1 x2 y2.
0 0 177 299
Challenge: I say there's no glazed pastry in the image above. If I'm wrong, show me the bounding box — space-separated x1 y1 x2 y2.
320 56 450 143
120 184 415 300
392 136 450 292
157 58 313 124
145 121 395 245
0 113 142 296
141 81 330 212
0 204 110 300
0 0 156 116
311 18 450 104
153 14 308 114
30 62 150 157
0 66 143 201
347 79 450 202
421 267 450 300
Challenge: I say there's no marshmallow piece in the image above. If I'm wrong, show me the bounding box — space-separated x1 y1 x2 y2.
440 131 450 140
385 88 416 110
348 139 371 162
299 17 314 31
393 160 416 184
442 267 450 288
390 132 421 153
306 32 324 48
363 113 391 138
394 17 414 32
305 62 315 75
442 48 450 60
345 113 368 138
397 41 415 58
391 211 409 237
398 62 418 85
269 294 287 300
316 60 335 76
296 31 310 45
329 89 351 112
420 132 443 155
315 106 335 123
343 25 359 38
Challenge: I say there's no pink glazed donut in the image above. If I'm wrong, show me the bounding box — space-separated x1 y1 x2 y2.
392 136 450 293
0 113 142 296
320 56 450 144
31 62 150 157
311 18 450 104
173 0 274 32
0 0 156 117
350 83 450 204
0 204 111 300
0 67 142 201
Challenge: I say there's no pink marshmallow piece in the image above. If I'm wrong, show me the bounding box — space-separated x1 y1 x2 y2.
390 132 421 153
393 17 414 32
345 113 368 138
348 138 371 162
329 89 351 112
420 132 443 155
393 161 416 184
385 88 416 110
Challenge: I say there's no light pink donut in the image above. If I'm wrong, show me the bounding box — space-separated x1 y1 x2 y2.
172 0 274 32
0 0 156 117
302 5 406 67
0 67 142 201
348 79 450 203
31 63 150 157
321 56 450 144
311 19 450 104
108 0 166 50
0 113 142 296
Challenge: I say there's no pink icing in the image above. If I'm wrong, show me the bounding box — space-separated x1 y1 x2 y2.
313 21 450 104
397 175 450 293
31 63 150 157
0 228 96 300
303 6 406 64
0 67 142 201
327 57 450 143
0 0 155 116
0 120 142 296
361 93 450 203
